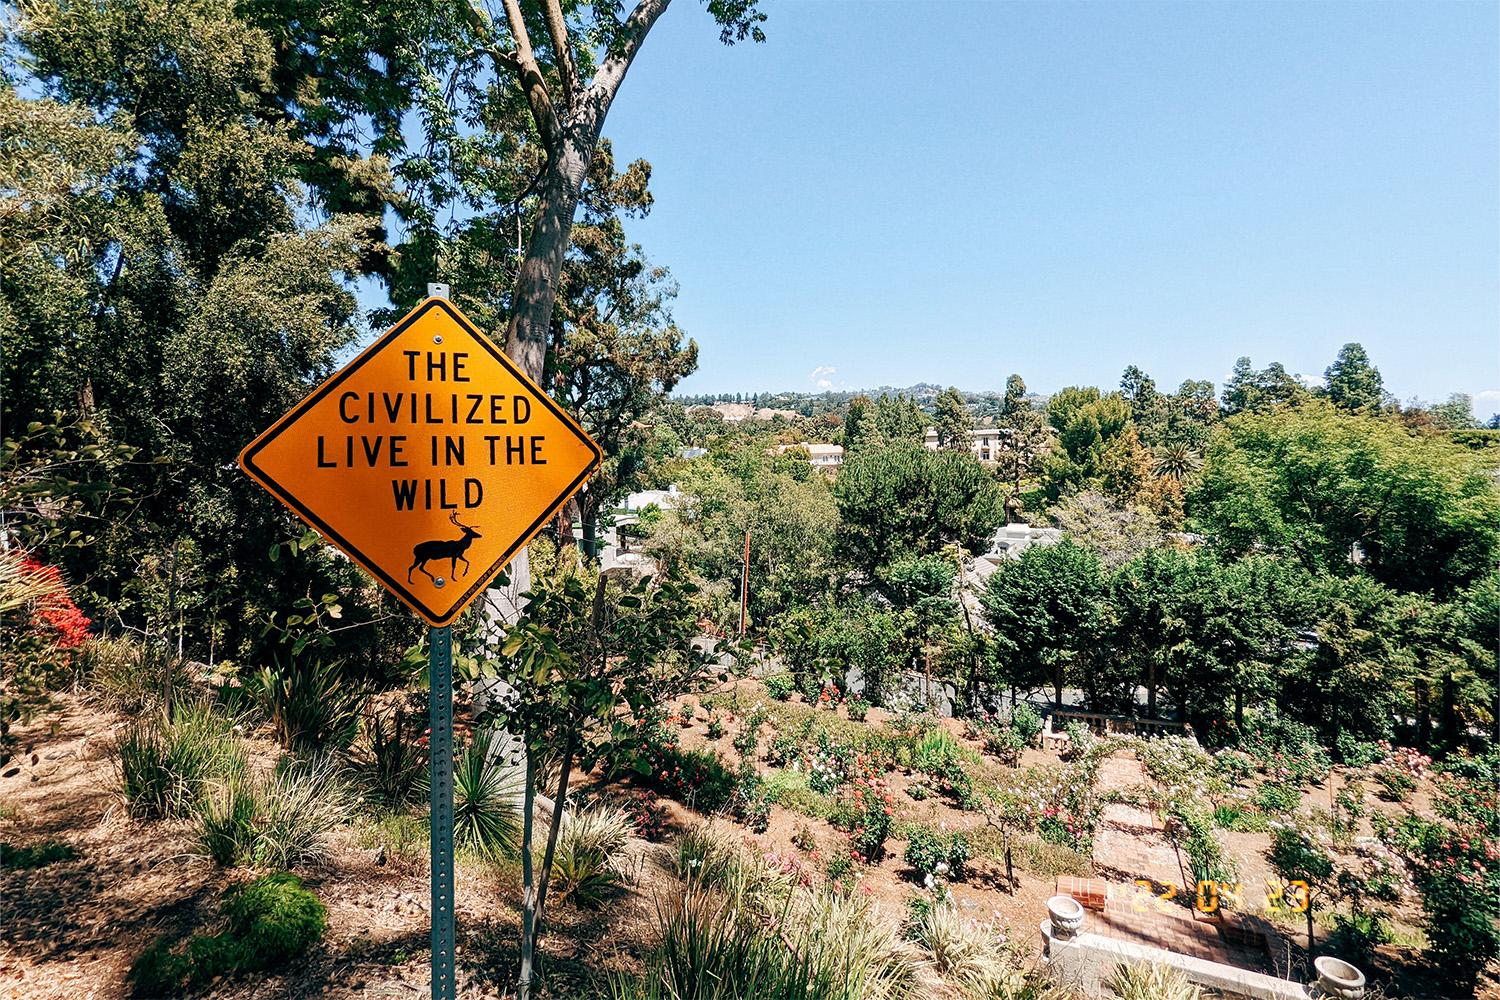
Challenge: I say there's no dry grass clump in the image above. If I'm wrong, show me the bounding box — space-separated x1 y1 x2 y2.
1107 961 1201 1000
618 847 918 1000
907 902 1023 998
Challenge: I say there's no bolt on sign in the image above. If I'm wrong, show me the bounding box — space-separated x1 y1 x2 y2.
239 297 601 625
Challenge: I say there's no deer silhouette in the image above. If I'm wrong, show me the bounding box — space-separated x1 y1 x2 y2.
408 512 482 583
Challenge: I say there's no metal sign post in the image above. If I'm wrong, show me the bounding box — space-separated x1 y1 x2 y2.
428 625 455 1000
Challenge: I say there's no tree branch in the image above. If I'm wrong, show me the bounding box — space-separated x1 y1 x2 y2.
501 0 561 151
589 0 673 104
541 0 579 110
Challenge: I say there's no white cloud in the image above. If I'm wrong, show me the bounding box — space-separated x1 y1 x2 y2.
1473 390 1500 420
808 365 843 391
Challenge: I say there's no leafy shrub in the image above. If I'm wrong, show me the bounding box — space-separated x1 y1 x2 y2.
1213 749 1257 784
1334 732 1382 767
1268 823 1334 883
1240 715 1330 786
114 702 246 820
906 783 929 801
1374 767 1416 802
705 715 725 740
251 655 364 752
764 673 795 701
350 704 426 807
1325 911 1391 968
0 839 77 869
846 697 870 723
903 826 973 879
453 731 521 858
1107 961 1200 1000
128 872 327 995
731 702 768 759
1010 703 1043 745
838 765 897 861
806 749 845 794
912 729 979 806
735 760 772 833
791 823 818 854
1172 807 1237 885
628 716 739 812
1254 781 1301 814
766 730 799 767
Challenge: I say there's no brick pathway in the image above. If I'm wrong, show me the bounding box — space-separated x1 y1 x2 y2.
1053 751 1275 975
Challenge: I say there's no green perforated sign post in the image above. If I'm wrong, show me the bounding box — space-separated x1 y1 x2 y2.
428 626 456 1000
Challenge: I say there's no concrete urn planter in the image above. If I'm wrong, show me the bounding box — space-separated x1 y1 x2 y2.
1046 895 1085 939
1313 956 1366 1000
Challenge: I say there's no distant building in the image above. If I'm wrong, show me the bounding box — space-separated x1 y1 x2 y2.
622 485 683 511
774 442 844 473
806 443 844 470
679 446 709 460
924 427 1003 462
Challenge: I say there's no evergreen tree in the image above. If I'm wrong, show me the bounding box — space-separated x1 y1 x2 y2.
1323 343 1383 412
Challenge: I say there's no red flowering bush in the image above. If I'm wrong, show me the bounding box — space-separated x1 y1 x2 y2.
2 552 93 742
1386 758 1500 981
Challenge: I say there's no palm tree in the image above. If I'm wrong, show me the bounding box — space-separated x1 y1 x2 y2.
1151 442 1203 481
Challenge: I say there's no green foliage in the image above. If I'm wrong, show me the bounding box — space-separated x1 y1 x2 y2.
128 872 327 995
905 903 1020 998
251 654 364 753
1268 823 1334 883
349 704 427 808
765 673 795 701
834 441 1005 576
452 731 522 859
1322 343 1384 413
1211 804 1269 833
1253 782 1301 814
672 823 741 889
1193 398 1498 596
616 879 916 1000
551 806 632 909
847 697 871 723
903 826 973 879
195 754 349 869
82 637 183 714
0 839 77 869
981 538 1106 703
1373 768 1416 802
1171 807 1238 885
114 701 247 820
1240 715 1331 787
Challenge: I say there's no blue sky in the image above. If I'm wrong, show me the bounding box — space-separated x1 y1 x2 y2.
588 1 1498 412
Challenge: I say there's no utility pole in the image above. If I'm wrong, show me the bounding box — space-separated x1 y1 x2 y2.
738 528 750 636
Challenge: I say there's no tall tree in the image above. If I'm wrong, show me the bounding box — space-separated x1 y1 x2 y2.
933 386 972 450
874 392 926 443
980 538 1106 708
1323 342 1384 413
834 442 1004 578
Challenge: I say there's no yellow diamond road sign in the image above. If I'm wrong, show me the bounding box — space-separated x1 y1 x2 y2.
239 298 601 626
